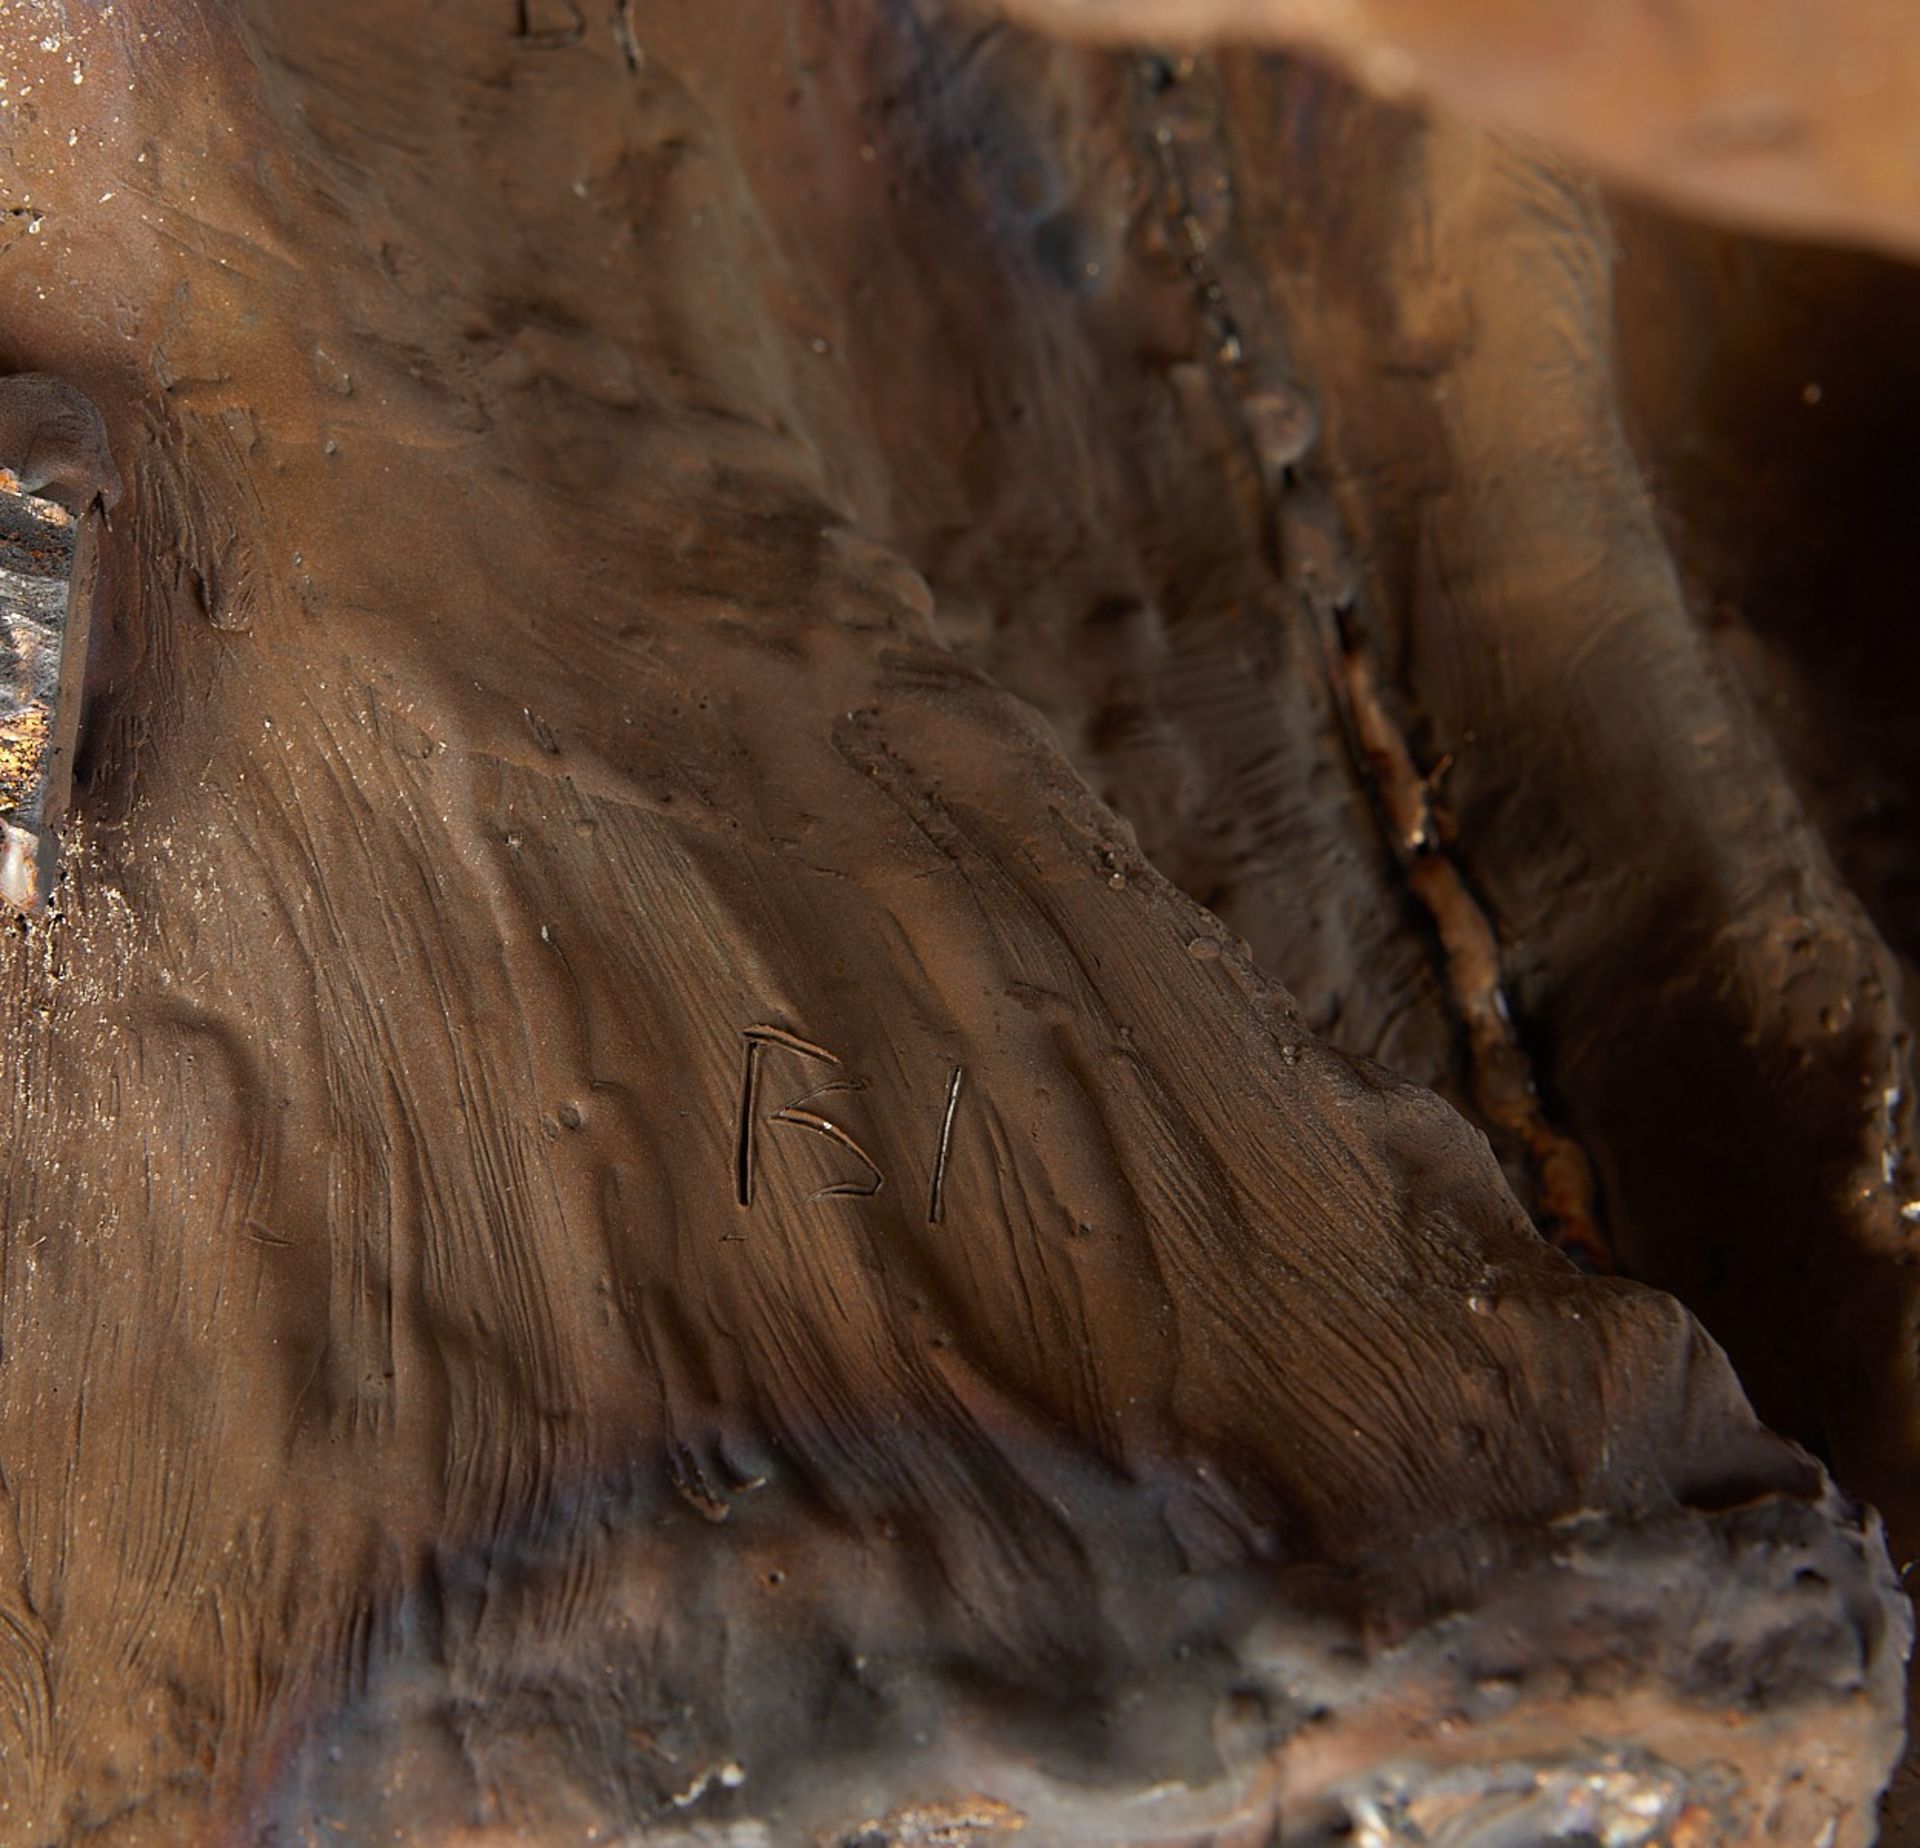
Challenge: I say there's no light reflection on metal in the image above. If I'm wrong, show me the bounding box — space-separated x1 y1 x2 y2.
0 475 98 917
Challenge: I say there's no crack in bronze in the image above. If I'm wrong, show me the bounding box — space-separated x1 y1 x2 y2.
1322 610 1612 1272
1132 54 1613 1273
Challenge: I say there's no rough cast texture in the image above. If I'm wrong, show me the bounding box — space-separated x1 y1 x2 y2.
0 2 1907 1844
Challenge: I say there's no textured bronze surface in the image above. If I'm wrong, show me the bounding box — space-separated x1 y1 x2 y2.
0 3 1908 1843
